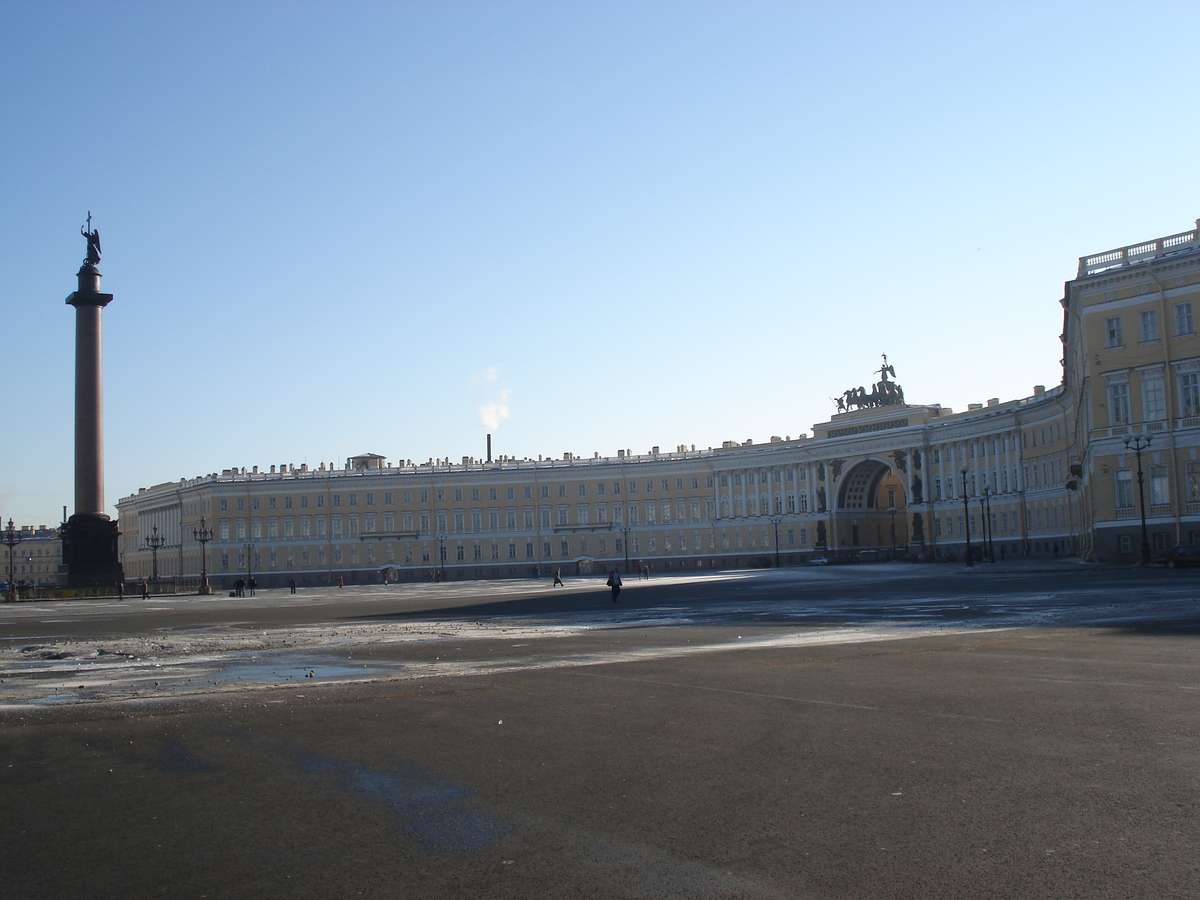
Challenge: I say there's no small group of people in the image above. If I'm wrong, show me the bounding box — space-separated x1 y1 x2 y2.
549 567 624 602
231 576 257 597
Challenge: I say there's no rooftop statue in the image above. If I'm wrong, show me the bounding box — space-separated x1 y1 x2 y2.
836 354 905 412
81 211 101 266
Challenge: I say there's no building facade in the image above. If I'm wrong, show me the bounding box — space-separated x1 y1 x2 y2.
114 219 1200 586
2 526 64 588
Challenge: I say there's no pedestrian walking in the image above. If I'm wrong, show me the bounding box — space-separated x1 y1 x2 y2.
248 576 257 596
553 567 563 587
116 578 124 601
288 577 297 594
140 580 149 600
607 568 622 603
338 575 344 588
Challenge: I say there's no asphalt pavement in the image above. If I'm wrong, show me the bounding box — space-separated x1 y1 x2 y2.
2 564 1199 899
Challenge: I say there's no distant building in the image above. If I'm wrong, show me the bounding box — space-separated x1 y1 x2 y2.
114 219 1200 586
1 526 63 586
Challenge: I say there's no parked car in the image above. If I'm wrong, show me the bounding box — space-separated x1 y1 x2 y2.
1159 545 1200 568
808 556 829 566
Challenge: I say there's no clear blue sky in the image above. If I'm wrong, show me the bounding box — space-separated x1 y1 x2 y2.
2 2 1198 527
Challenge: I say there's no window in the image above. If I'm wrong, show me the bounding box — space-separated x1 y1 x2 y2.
558 485 566 498
472 489 480 501
219 519 230 540
365 493 374 506
284 497 293 509
578 484 586 497
1177 302 1195 336
252 498 260 510
1105 317 1123 348
1188 462 1200 503
524 486 532 499
507 487 514 500
1149 466 1169 505
541 486 549 498
1140 310 1159 342
1142 372 1166 421
1108 382 1131 425
236 498 245 511
557 506 569 525
385 492 393 504
220 498 228 511
1180 372 1200 417
1115 469 1134 508
454 490 462 502
489 488 497 501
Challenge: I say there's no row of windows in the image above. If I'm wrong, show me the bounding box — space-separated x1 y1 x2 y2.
929 427 1063 468
214 477 720 513
1110 462 1200 508
717 470 804 488
932 504 1067 538
214 526 814 571
1105 302 1194 348
1107 369 1200 425
931 456 1067 498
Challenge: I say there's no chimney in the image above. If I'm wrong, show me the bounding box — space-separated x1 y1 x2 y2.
487 434 492 463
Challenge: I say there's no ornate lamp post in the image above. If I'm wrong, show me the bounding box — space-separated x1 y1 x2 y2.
980 487 995 563
193 517 214 595
621 525 632 572
1123 433 1153 565
435 533 448 579
144 524 166 593
244 542 255 587
2 519 23 603
960 467 974 568
886 506 897 559
769 515 783 567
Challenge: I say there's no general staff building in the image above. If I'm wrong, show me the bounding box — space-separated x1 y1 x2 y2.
116 219 1200 588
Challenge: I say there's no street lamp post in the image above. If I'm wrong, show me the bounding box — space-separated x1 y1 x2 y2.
245 542 255 588
769 516 783 567
980 488 995 563
960 467 974 568
435 533 448 580
144 524 166 593
1124 433 1153 565
2 519 23 603
193 517 213 595
621 526 632 572
886 506 897 559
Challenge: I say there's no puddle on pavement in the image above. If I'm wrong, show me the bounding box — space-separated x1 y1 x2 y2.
206 653 380 686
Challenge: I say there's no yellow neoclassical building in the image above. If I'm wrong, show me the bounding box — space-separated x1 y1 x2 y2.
114 219 1200 587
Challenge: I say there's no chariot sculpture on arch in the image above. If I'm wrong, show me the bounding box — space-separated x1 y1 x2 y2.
836 354 906 412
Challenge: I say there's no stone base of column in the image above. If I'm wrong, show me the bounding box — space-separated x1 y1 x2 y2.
61 513 123 589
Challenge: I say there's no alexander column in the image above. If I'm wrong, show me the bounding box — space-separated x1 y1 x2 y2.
61 214 123 588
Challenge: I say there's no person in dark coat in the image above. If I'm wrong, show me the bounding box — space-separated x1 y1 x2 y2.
606 568 622 603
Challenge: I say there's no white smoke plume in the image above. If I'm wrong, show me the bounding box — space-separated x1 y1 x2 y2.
479 389 511 430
